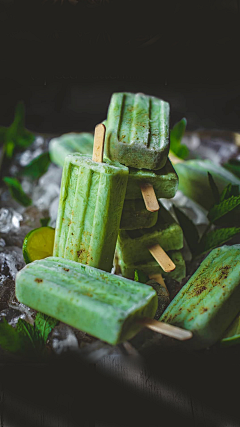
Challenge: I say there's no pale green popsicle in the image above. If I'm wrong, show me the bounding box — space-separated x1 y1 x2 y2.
120 199 158 230
53 153 129 272
118 250 186 282
105 92 170 170
49 132 94 167
125 159 178 200
15 257 158 345
117 203 183 264
160 245 240 349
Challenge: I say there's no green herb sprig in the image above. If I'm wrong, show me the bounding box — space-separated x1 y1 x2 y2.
174 174 240 259
0 312 58 359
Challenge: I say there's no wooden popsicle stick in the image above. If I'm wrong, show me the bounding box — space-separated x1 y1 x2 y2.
138 318 193 341
140 183 160 212
149 273 169 296
148 244 176 273
92 123 106 163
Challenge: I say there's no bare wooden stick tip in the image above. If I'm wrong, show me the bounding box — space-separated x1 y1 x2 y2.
140 183 160 212
148 244 176 272
92 123 106 163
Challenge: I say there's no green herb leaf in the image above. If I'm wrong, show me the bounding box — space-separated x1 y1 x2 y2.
0 319 22 353
208 172 220 204
3 176 32 207
134 270 149 284
6 102 34 150
173 205 199 256
34 312 58 343
208 195 240 223
196 227 240 257
16 318 44 352
40 217 51 227
5 141 15 158
20 152 51 180
170 118 189 160
219 183 240 202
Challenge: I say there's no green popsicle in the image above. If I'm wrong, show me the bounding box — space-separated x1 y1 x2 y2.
160 244 240 349
105 92 170 170
15 257 158 345
118 250 186 282
49 132 94 167
117 203 183 264
53 152 129 272
125 159 178 200
120 199 158 230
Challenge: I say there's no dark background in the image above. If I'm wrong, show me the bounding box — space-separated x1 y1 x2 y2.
1 0 240 134
1 1 240 426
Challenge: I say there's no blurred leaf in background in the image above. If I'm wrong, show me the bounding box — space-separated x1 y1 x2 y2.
170 118 189 160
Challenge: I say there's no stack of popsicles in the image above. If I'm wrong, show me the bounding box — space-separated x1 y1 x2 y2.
15 92 193 346
104 92 185 283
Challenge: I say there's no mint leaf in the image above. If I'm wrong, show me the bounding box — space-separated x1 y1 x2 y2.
40 217 50 227
220 183 240 202
173 205 199 256
34 312 58 343
170 118 189 160
196 227 240 256
208 195 240 223
0 319 22 353
16 319 44 352
6 101 34 150
208 172 220 204
20 152 51 180
134 270 149 284
3 177 32 206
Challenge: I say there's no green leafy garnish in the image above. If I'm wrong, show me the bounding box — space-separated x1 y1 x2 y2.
173 206 199 256
0 313 58 359
219 183 240 202
3 177 32 207
0 102 35 179
196 227 240 256
40 217 51 227
34 312 58 343
134 270 149 284
5 101 35 152
207 194 240 224
208 172 220 204
170 118 189 160
20 152 51 180
0 319 23 353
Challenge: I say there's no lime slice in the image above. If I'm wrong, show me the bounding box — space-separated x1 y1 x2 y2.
220 314 240 347
22 226 55 264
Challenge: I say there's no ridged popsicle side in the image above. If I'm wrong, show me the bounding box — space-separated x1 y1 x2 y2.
120 199 158 230
160 245 240 349
105 92 170 170
15 257 157 345
118 250 186 282
49 133 94 167
54 154 129 272
125 159 178 199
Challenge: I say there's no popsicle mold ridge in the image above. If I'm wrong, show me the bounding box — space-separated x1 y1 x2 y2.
15 257 158 345
105 92 170 170
160 245 240 349
53 153 129 272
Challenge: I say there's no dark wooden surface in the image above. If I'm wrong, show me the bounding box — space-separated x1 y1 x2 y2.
1 345 240 427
